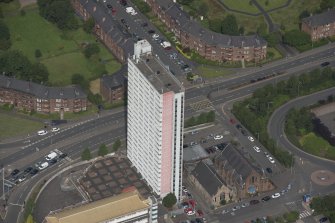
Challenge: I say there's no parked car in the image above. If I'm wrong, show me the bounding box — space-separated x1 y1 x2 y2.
30 168 39 176
231 206 240 211
37 130 48 136
268 156 275 164
48 158 58 165
147 29 155 34
24 167 33 174
214 135 223 140
248 136 255 142
58 153 68 159
38 162 49 170
152 34 159 39
17 175 26 183
222 209 229 214
320 61 330 67
253 146 261 152
319 217 328 223
261 196 271 202
45 152 58 161
10 169 20 176
241 202 249 208
266 167 273 173
241 129 247 136
271 193 281 199
249 199 260 205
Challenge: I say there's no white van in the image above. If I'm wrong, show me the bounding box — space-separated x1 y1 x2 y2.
45 152 57 161
38 162 49 170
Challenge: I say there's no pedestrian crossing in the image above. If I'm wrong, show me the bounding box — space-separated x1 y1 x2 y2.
299 210 312 219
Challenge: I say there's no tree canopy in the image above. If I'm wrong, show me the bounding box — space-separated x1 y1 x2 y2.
81 148 92 160
0 50 49 83
283 30 311 47
98 144 109 157
0 20 11 50
37 0 78 30
221 15 239 35
162 193 177 208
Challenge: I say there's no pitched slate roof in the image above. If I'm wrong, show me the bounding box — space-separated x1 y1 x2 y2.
302 9 335 27
101 66 127 90
0 75 86 99
216 144 261 183
191 161 226 196
154 0 266 48
78 0 133 55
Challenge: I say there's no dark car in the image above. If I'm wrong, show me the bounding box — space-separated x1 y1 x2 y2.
195 218 203 223
266 167 273 173
10 169 20 176
319 217 328 222
320 61 330 67
49 158 58 165
107 4 113 9
141 22 148 27
121 18 126 24
24 167 33 174
147 30 155 34
58 153 67 159
30 168 39 175
120 0 127 6
261 196 271 202
236 124 242 129
249 199 260 205
241 129 247 136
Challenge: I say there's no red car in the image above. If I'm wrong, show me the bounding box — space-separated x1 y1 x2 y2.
184 207 193 214
189 199 196 209
196 209 204 217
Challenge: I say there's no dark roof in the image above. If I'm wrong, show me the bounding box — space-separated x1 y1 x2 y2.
101 67 126 90
302 9 335 27
78 0 134 55
191 161 226 196
0 76 86 99
154 0 266 48
216 145 261 183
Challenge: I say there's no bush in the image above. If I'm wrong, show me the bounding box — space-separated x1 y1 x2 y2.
112 139 121 152
35 49 42 58
98 144 109 157
83 43 100 58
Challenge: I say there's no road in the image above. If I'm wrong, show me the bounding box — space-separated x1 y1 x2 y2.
1 39 335 223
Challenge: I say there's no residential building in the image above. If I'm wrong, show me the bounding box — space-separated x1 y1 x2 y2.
44 189 158 223
213 145 274 199
302 9 335 41
71 0 133 63
146 0 267 62
127 40 184 200
100 70 126 103
0 76 87 113
189 161 236 208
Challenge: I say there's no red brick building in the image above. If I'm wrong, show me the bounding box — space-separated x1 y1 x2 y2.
301 9 335 41
146 0 267 62
71 0 133 63
0 76 88 113
213 145 274 199
100 71 126 103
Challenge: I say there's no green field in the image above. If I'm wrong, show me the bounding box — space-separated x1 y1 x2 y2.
3 3 121 86
300 132 335 160
269 0 321 31
0 113 43 139
258 0 289 11
219 0 260 14
198 66 233 78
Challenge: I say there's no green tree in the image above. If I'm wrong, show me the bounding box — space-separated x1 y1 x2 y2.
197 2 208 16
238 26 245 35
26 214 34 223
84 43 100 58
320 0 335 11
29 62 49 83
162 193 177 208
81 148 92 160
0 20 11 50
0 50 32 79
112 139 121 152
209 19 222 33
83 17 95 34
98 144 109 157
71 73 89 90
35 49 42 58
87 92 103 105
283 30 311 47
264 32 281 47
299 10 310 19
283 211 299 223
221 15 239 35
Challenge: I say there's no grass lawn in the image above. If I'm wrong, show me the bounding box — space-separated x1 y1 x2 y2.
258 0 289 11
3 5 121 86
0 113 43 139
218 0 260 14
198 66 233 78
300 132 335 160
269 0 321 31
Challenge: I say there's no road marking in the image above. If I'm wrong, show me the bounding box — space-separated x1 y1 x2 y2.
299 210 311 219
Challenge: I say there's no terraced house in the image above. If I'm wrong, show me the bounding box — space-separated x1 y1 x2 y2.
301 9 335 41
0 76 87 113
71 0 133 63
146 0 267 62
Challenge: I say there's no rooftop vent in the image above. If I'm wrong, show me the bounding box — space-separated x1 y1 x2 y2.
146 58 150 62
156 71 160 74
